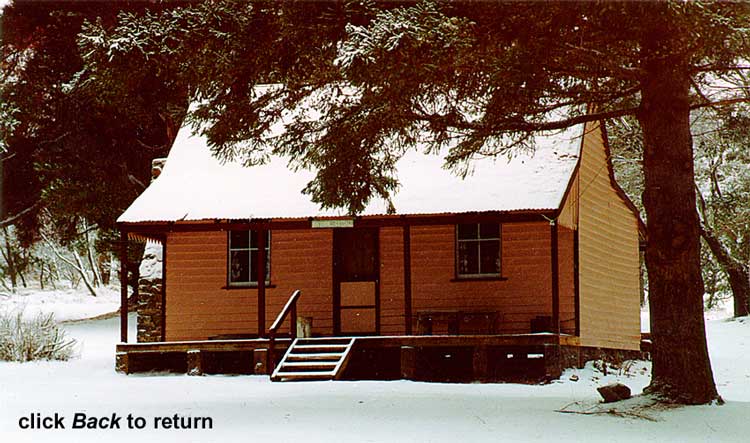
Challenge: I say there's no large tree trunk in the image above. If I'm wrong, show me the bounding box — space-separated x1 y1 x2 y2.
701 229 750 317
637 40 720 404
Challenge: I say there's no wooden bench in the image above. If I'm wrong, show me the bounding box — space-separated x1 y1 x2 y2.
415 310 500 335
208 333 260 340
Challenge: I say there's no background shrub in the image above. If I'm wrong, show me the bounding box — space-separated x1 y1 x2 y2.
0 311 76 362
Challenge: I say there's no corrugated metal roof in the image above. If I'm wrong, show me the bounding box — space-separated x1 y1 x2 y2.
118 126 583 224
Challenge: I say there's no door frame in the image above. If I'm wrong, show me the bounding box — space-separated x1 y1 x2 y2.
332 227 380 336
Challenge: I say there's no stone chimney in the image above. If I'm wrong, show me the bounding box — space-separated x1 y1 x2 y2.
136 157 168 343
151 158 167 182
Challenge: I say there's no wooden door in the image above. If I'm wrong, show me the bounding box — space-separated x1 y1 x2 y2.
333 228 379 335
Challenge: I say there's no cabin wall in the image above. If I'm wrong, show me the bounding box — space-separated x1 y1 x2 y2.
379 227 406 335
163 221 578 340
557 175 579 230
558 226 576 335
165 229 333 341
410 222 558 334
577 121 642 351
165 231 237 341
266 229 334 335
556 173 579 335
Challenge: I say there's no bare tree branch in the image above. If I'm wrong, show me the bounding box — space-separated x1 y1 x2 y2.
693 64 750 73
690 97 750 110
39 230 98 297
0 153 17 163
690 77 717 111
38 131 72 147
0 202 40 228
128 174 147 190
135 138 168 152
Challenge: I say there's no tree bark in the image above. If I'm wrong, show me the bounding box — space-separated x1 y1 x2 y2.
1 227 18 291
72 250 98 297
82 221 103 287
701 229 750 317
637 38 720 404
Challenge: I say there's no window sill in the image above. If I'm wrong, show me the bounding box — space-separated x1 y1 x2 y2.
450 276 508 282
223 283 277 290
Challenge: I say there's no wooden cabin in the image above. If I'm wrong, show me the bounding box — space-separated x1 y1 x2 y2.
116 119 645 382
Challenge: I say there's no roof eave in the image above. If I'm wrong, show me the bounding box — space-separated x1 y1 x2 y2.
117 208 559 234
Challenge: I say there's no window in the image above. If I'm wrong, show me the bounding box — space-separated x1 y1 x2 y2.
456 223 501 277
228 230 270 285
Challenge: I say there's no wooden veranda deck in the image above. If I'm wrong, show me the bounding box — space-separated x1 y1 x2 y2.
116 333 584 382
115 291 645 382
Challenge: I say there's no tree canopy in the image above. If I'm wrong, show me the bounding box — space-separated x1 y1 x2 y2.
73 2 749 214
0 0 184 246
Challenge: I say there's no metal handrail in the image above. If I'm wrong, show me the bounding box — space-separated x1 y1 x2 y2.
268 289 301 373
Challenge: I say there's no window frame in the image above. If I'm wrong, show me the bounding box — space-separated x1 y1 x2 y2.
226 230 271 288
454 223 502 279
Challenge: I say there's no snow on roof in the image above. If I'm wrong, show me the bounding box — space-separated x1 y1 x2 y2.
118 125 584 223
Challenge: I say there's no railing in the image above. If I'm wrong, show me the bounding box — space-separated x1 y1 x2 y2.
268 289 301 373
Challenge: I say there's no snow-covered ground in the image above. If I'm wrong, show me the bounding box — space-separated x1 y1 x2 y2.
0 286 120 322
0 290 748 442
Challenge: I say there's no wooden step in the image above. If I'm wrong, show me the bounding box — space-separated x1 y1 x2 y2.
271 337 357 382
273 370 337 381
285 352 344 362
295 338 353 345
291 344 348 352
278 361 337 370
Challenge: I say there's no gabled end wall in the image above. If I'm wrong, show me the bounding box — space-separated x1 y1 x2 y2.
575 121 642 351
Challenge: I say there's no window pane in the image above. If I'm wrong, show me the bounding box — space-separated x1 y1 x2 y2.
249 250 271 282
230 231 249 249
458 241 479 275
230 250 249 282
266 249 271 280
457 223 478 240
250 250 258 282
249 230 270 249
479 240 500 274
229 230 270 284
479 223 499 239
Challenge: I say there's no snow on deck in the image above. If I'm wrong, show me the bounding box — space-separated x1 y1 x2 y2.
118 125 583 223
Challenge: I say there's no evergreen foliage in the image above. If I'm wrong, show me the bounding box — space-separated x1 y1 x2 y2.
0 1 184 246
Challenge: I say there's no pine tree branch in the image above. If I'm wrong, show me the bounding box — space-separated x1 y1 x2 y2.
409 106 639 133
561 44 645 80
